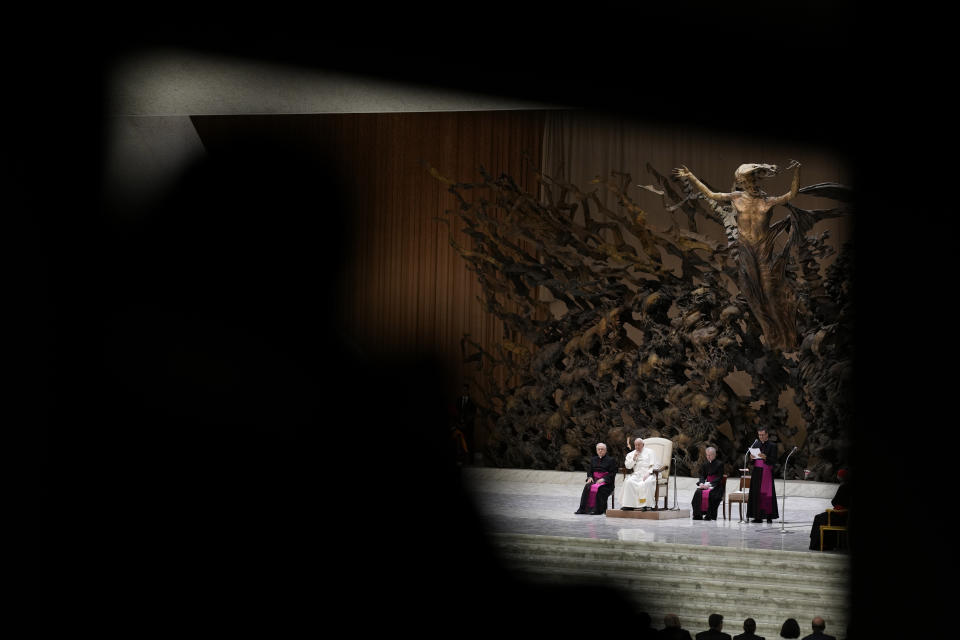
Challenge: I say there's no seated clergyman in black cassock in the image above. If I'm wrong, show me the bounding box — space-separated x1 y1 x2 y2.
691 446 724 521
809 468 851 550
574 442 618 515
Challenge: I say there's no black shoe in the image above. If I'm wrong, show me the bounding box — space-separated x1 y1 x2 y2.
692 516 703 520
751 518 762 523
766 518 773 523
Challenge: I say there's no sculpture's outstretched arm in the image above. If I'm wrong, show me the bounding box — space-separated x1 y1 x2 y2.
769 160 801 206
673 165 734 202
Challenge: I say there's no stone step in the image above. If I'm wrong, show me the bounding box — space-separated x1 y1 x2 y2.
490 534 848 584
506 562 848 608
494 544 847 590
490 532 847 564
501 555 848 602
515 570 848 640
491 532 847 564
493 537 846 571
488 533 850 640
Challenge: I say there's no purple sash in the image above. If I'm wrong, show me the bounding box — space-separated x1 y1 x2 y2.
586 471 609 509
701 474 720 512
755 460 774 513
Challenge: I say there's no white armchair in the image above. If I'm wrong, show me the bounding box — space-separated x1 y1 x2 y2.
642 437 673 509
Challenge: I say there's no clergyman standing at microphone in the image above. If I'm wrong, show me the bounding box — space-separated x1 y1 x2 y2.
746 427 779 523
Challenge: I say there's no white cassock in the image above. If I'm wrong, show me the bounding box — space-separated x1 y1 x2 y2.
621 447 659 508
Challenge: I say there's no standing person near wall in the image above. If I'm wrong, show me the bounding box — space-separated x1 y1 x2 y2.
455 382 476 462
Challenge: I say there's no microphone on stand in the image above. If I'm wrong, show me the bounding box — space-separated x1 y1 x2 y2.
780 446 799 533
671 455 678 510
743 439 758 477
740 439 758 523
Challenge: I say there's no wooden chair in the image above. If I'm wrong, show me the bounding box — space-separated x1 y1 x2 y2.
718 474 729 519
642 437 673 509
726 469 751 520
618 465 630 500
819 508 849 551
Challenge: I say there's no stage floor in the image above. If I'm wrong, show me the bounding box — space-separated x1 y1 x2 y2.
462 468 846 554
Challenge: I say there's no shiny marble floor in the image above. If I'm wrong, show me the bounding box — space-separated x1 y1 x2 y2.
463 471 845 554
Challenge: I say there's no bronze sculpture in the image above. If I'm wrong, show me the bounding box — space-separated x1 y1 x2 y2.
673 161 801 352
432 158 852 481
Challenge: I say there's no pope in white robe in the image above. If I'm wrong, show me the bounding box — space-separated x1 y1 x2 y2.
621 438 660 509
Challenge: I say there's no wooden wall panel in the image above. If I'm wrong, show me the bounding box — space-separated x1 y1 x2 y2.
192 112 547 420
190 110 845 453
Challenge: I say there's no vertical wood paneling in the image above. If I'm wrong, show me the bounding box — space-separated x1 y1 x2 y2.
192 111 546 422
